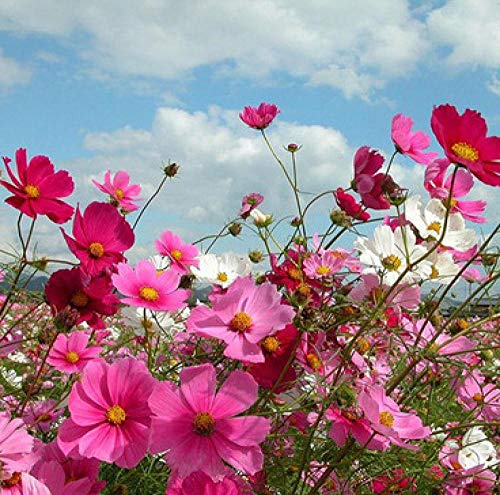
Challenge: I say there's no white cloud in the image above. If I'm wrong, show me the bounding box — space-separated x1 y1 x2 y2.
487 73 500 96
426 0 500 69
0 48 31 89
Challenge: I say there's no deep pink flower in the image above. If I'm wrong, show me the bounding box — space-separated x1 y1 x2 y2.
352 146 391 210
57 358 155 468
1 473 51 495
187 276 295 363
425 158 486 223
45 267 120 328
47 331 102 374
431 104 500 187
359 386 431 449
372 468 416 493
391 113 438 165
93 170 142 212
155 230 199 274
112 260 189 311
0 148 74 223
61 202 135 276
0 411 34 480
239 193 264 218
239 103 279 130
166 470 250 495
149 363 270 480
23 400 63 434
334 188 370 221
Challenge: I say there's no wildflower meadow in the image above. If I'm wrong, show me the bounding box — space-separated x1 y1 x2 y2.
0 102 498 494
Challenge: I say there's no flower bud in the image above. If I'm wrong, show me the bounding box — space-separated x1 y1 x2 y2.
248 250 264 263
293 235 307 246
286 143 301 153
163 162 180 178
228 222 242 236
250 208 272 227
291 216 302 227
329 210 352 227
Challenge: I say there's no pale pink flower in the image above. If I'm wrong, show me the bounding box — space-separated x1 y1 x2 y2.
239 103 279 130
155 230 199 274
425 158 486 223
47 331 102 374
455 371 500 421
112 260 189 311
93 170 141 212
57 358 155 468
359 386 431 449
1 473 52 495
149 363 270 480
303 251 344 279
187 276 295 363
239 193 264 218
391 113 438 165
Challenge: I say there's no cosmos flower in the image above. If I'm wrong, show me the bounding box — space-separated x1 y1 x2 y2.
239 103 279 130
155 230 199 274
93 170 141 212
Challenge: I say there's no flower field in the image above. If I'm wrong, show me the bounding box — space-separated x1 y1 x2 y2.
0 103 498 494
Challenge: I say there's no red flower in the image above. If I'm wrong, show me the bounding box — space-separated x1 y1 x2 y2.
45 267 120 328
61 202 134 276
431 104 500 186
0 148 74 223
239 103 280 129
334 188 370 221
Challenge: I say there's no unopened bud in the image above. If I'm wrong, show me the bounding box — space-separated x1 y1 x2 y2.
291 216 302 227
286 143 301 153
481 254 496 267
163 162 180 178
250 208 272 227
248 250 264 263
228 222 242 236
293 236 307 246
330 210 352 227
31 257 49 271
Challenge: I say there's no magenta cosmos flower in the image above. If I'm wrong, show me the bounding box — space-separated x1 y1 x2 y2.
334 188 370 221
0 148 74 223
187 276 295 363
149 363 271 480
47 331 102 374
57 358 155 468
391 113 438 165
239 103 280 130
431 104 500 187
93 170 142 212
166 470 249 495
112 259 189 311
62 202 135 276
45 267 120 328
239 192 264 218
155 230 199 274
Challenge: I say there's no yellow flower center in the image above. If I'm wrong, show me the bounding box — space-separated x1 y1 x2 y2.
451 142 479 162
193 411 216 435
217 272 228 282
262 336 280 354
431 265 439 279
114 188 124 200
381 255 402 271
288 267 301 280
24 184 40 199
472 393 484 403
306 353 322 371
88 242 105 258
170 249 183 261
106 405 126 425
449 198 457 208
427 221 441 235
139 286 159 302
229 312 252 332
37 413 52 422
65 351 80 364
316 265 331 276
71 290 89 308
342 410 358 422
379 411 395 428
357 338 370 354
3 472 22 487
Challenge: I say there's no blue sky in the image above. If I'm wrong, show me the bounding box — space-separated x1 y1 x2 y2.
0 0 499 261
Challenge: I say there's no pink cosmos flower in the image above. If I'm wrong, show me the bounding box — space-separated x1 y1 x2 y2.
166 470 250 495
303 250 344 279
187 276 295 363
45 268 120 329
155 230 199 274
352 146 391 210
334 188 370 221
62 202 135 276
112 260 189 311
92 170 142 212
455 371 500 422
391 113 438 165
23 400 63 433
239 193 264 218
431 104 500 187
1 473 52 495
47 331 102 374
149 363 271 480
239 103 280 130
0 148 74 223
57 358 155 468
0 411 34 480
359 386 431 449
425 158 486 223
372 468 416 493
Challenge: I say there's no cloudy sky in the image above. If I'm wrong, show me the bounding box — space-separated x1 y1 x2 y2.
0 0 499 262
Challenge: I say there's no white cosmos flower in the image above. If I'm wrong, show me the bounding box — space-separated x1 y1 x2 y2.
405 196 477 252
191 252 252 288
121 306 190 337
458 427 497 470
355 225 432 284
424 246 460 285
